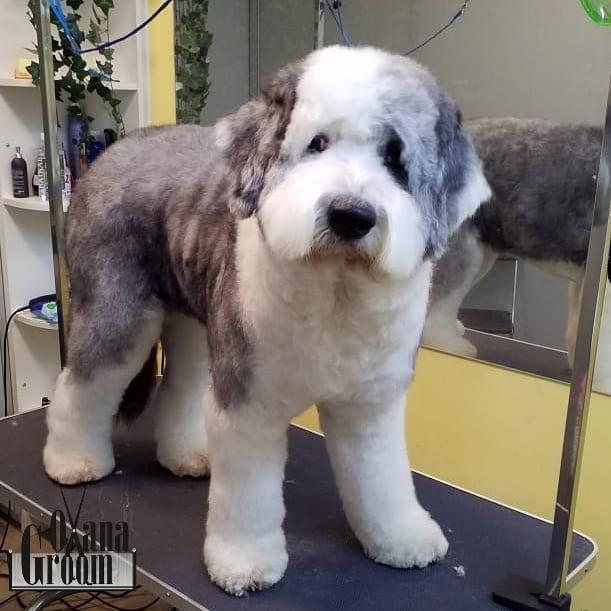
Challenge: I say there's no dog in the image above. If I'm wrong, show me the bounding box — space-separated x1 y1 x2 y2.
423 118 610 390
43 46 490 596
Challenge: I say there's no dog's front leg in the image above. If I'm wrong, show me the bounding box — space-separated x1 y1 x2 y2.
319 397 448 568
203 390 289 596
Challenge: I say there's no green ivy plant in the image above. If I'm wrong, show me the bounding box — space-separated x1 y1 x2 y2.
175 0 212 124
26 0 125 141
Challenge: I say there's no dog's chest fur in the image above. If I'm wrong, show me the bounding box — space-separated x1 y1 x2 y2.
236 219 430 411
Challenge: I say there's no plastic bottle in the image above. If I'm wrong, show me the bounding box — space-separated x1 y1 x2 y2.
11 146 29 198
86 130 106 165
36 132 47 202
60 143 72 205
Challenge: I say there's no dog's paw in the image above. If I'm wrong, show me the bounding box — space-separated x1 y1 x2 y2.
364 510 449 569
157 448 210 478
433 334 477 358
204 533 288 597
43 445 115 485
453 335 477 358
455 319 466 336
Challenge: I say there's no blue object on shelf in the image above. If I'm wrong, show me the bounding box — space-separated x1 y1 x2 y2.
30 301 58 325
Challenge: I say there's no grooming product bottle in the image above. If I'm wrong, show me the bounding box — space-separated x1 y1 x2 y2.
36 132 48 202
86 130 106 164
60 143 72 205
11 146 29 198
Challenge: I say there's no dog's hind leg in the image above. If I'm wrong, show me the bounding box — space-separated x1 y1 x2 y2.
423 225 496 357
153 312 210 478
43 303 164 485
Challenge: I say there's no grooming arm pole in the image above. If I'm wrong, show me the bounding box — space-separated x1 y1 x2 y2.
543 72 611 603
493 71 611 611
33 0 70 365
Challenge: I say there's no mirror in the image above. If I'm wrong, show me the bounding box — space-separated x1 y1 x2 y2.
328 0 611 393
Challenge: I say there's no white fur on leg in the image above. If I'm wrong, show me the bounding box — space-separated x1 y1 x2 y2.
424 235 496 358
44 309 163 485
423 292 478 358
154 313 210 477
319 398 448 569
203 390 289 596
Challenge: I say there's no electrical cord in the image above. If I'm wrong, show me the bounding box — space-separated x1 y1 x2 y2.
49 0 173 55
405 0 471 55
0 591 20 608
322 0 471 55
88 592 161 611
3 306 29 417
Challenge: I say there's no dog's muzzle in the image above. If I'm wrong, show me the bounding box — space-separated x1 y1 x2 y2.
327 196 376 241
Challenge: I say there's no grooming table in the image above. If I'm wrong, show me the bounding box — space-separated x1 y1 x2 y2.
0 409 596 611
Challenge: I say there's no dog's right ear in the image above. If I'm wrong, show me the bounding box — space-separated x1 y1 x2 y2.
215 64 301 218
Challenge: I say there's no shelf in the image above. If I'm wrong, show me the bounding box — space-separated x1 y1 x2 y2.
2 196 69 212
0 78 34 87
15 310 57 331
0 77 138 91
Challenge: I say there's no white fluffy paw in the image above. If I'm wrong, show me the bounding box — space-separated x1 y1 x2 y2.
452 335 478 358
43 444 115 485
364 511 449 569
157 448 210 478
204 533 288 596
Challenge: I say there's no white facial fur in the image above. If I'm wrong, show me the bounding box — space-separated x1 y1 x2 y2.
256 45 489 279
258 47 424 278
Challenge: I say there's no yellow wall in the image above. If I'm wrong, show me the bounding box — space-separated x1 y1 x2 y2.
147 12 609 610
147 0 176 125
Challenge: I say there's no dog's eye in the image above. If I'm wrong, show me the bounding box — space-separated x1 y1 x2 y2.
383 138 408 184
307 134 329 153
384 138 403 169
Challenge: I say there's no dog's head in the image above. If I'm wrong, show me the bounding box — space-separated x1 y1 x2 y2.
216 45 490 277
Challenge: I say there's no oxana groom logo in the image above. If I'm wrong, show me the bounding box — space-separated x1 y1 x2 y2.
9 509 136 591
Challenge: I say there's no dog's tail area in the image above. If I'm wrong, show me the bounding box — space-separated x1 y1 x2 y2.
117 346 159 422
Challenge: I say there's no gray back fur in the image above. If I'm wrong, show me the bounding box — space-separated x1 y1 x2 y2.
66 63 300 408
468 118 602 264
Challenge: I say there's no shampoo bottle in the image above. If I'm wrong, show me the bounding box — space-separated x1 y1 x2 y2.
11 146 29 198
36 132 48 202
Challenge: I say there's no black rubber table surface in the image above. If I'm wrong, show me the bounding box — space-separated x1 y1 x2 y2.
0 409 594 611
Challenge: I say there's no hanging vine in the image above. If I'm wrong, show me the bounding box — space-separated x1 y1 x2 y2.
26 0 125 141
174 0 213 124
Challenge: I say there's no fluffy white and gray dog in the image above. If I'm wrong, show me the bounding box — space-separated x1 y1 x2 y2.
43 46 490 595
424 118 607 385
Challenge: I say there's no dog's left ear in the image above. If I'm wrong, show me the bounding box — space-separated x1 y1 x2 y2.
423 92 491 259
215 65 300 218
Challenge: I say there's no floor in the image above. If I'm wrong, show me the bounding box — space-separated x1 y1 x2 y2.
1 519 173 611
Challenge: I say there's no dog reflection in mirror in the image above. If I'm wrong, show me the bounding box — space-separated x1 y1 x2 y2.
43 46 490 595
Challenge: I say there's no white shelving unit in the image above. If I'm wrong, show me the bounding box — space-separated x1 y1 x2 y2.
2 195 68 212
0 1 150 414
15 311 58 331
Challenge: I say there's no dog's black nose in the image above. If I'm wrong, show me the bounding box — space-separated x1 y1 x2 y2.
327 198 376 240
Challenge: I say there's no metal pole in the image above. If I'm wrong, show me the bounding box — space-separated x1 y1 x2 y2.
33 0 70 365
543 73 611 600
315 0 325 49
26 591 69 611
